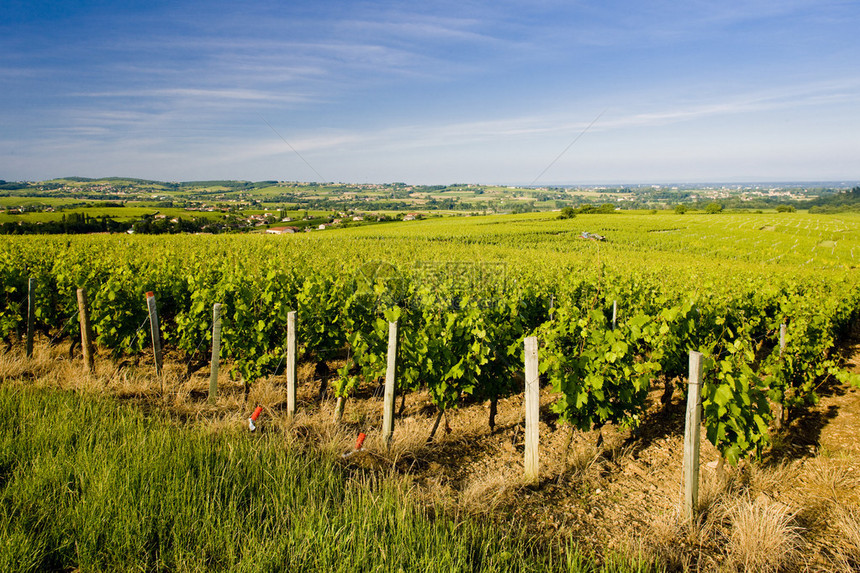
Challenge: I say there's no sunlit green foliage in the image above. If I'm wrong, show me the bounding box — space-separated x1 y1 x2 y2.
1 211 859 462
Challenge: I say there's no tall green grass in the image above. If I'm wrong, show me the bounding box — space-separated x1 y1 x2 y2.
0 386 627 572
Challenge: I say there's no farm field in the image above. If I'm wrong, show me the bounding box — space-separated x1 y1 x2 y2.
5 178 856 222
0 205 229 225
1 210 860 571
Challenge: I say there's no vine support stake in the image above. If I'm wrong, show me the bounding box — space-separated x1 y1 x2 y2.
776 322 787 428
683 350 704 522
286 310 297 418
208 303 222 404
145 292 163 379
26 277 35 358
382 320 398 448
77 289 95 373
612 300 618 331
524 336 540 483
779 323 786 355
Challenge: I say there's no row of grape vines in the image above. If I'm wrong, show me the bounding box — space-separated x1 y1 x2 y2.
2 231 859 465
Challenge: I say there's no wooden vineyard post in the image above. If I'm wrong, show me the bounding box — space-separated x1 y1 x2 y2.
776 322 787 428
208 303 222 404
26 277 35 358
333 396 346 423
286 310 297 418
76 289 95 373
683 351 704 522
382 321 398 448
612 300 618 331
145 292 163 378
779 323 787 355
524 336 540 483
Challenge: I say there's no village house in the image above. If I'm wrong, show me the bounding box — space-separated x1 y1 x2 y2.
266 226 298 235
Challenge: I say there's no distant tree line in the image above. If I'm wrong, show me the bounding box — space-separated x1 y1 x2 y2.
261 195 479 212
171 180 278 190
806 186 860 213
0 181 31 191
0 213 130 235
0 213 236 235
129 214 252 234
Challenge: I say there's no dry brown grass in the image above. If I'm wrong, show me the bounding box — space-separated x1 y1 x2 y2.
724 494 802 573
291 410 353 460
641 462 804 572
248 378 286 411
832 504 860 570
0 346 58 382
557 433 603 484
698 466 734 517
384 416 434 462
746 461 799 498
7 340 860 571
800 455 860 506
459 467 522 513
640 509 722 572
788 454 860 571
645 515 690 570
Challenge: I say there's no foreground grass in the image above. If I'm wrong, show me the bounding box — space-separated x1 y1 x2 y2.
0 385 661 573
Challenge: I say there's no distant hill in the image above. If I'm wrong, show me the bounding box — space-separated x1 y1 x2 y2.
48 178 281 190
53 176 166 186
807 186 860 212
0 181 30 190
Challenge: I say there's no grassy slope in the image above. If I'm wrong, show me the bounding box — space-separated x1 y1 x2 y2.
0 385 637 573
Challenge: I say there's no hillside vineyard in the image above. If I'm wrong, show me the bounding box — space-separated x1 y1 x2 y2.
2 212 859 463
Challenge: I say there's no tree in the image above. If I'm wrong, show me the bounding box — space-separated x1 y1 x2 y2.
776 205 796 213
674 204 687 214
705 202 723 214
558 206 575 219
598 203 616 213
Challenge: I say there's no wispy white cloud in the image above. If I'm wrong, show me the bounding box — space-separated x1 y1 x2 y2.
2 0 859 182
252 78 860 155
600 80 860 131
70 87 315 105
339 13 508 47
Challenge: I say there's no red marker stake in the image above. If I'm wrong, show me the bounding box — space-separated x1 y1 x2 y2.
249 406 263 432
342 432 367 458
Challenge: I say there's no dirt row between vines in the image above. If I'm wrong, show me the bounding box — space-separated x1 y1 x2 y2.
2 333 859 572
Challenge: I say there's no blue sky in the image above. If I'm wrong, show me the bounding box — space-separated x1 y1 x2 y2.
2 0 859 184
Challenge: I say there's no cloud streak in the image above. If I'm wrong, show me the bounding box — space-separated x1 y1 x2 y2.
2 1 859 183
245 78 860 155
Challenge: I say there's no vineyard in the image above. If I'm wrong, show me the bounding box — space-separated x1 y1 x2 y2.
3 210 860 571
3 211 859 467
